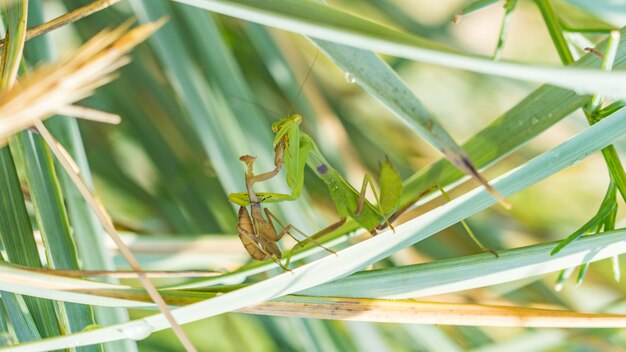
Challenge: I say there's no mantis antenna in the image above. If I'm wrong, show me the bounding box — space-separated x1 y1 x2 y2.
287 50 319 116
229 49 319 121
228 95 283 119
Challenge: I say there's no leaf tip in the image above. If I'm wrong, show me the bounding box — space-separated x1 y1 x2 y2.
455 153 511 209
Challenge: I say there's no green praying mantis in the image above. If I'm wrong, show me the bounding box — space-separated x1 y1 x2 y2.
233 148 335 271
230 114 409 234
230 114 495 268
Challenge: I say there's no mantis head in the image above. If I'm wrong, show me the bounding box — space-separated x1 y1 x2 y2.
271 114 302 133
271 114 302 147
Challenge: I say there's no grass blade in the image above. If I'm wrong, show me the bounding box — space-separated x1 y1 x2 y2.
13 130 99 350
0 0 64 342
304 230 626 298
173 0 626 99
313 39 507 205
0 293 41 343
1 228 625 309
0 148 63 341
5 230 626 328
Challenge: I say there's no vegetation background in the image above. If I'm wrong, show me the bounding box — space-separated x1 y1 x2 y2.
2 0 626 351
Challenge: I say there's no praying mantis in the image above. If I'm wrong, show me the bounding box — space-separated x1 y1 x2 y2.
230 114 450 267
233 146 335 270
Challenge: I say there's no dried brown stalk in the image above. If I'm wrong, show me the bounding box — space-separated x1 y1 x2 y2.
0 0 124 49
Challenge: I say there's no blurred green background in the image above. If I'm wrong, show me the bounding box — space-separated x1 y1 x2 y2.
20 0 626 350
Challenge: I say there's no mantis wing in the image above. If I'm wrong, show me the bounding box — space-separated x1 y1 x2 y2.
378 158 403 216
303 134 383 232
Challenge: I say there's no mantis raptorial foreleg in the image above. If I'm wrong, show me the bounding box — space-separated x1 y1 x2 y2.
241 141 286 186
263 208 336 254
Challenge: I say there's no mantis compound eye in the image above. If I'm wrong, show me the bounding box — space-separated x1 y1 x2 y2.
317 164 328 174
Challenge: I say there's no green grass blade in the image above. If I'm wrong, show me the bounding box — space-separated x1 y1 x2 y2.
313 39 491 191
0 147 62 340
14 131 100 351
551 192 616 255
537 2 626 205
456 0 501 17
173 0 626 99
0 1 63 342
535 0 575 65
402 28 626 203
15 136 76 271
493 0 516 60
0 293 41 343
304 230 626 298
0 0 26 85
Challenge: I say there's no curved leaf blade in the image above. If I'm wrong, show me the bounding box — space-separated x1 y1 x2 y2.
175 0 626 99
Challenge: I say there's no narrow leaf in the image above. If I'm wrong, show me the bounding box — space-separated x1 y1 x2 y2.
174 0 626 99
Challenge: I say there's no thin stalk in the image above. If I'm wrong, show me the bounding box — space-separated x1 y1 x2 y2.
0 0 123 49
536 1 626 202
534 0 574 64
493 0 517 60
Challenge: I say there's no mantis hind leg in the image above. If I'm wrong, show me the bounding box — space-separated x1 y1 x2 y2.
283 217 346 268
264 208 336 254
264 208 338 267
270 255 292 272
434 185 498 258
355 174 393 231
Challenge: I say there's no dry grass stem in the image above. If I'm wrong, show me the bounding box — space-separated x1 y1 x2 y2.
0 0 124 49
0 19 164 146
22 267 221 279
35 118 197 351
58 105 122 124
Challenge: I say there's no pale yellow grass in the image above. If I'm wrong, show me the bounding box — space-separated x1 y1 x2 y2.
0 19 157 145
